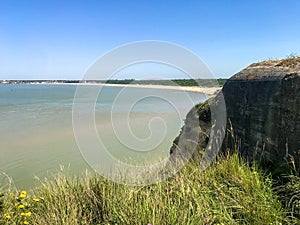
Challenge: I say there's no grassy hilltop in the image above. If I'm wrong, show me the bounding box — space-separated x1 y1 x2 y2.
0 154 299 225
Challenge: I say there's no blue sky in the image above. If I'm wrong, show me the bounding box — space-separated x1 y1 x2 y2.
0 0 299 80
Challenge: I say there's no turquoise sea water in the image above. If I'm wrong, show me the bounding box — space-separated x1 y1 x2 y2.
0 84 207 189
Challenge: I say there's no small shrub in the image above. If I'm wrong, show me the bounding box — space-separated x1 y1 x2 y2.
276 53 300 67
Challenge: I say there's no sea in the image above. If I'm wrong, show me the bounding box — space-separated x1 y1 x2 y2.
0 84 207 189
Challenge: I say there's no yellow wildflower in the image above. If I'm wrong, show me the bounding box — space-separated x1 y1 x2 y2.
19 191 27 199
4 214 11 219
21 212 26 216
25 212 32 217
32 198 40 202
24 221 29 224
18 204 25 209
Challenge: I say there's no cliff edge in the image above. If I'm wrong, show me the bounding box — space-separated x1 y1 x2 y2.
170 57 300 174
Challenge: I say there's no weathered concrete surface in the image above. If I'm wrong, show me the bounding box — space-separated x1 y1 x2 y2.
170 100 211 160
170 58 300 174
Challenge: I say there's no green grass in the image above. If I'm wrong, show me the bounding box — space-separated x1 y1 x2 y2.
0 154 295 225
274 175 300 222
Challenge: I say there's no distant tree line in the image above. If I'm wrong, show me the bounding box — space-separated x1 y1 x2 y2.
94 78 227 87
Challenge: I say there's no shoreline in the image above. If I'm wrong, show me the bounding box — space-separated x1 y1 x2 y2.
12 82 222 95
97 83 222 95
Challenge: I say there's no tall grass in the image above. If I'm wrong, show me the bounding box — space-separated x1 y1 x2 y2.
274 175 300 223
0 154 291 224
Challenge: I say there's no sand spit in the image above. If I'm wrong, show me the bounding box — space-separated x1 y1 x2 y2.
35 82 221 95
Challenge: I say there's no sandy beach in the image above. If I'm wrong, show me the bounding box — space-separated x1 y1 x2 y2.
98 83 221 95
36 82 222 95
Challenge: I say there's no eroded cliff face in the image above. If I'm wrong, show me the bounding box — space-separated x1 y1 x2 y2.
170 57 300 174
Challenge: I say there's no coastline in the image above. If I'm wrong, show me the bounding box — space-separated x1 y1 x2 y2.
98 83 221 95
23 82 222 95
